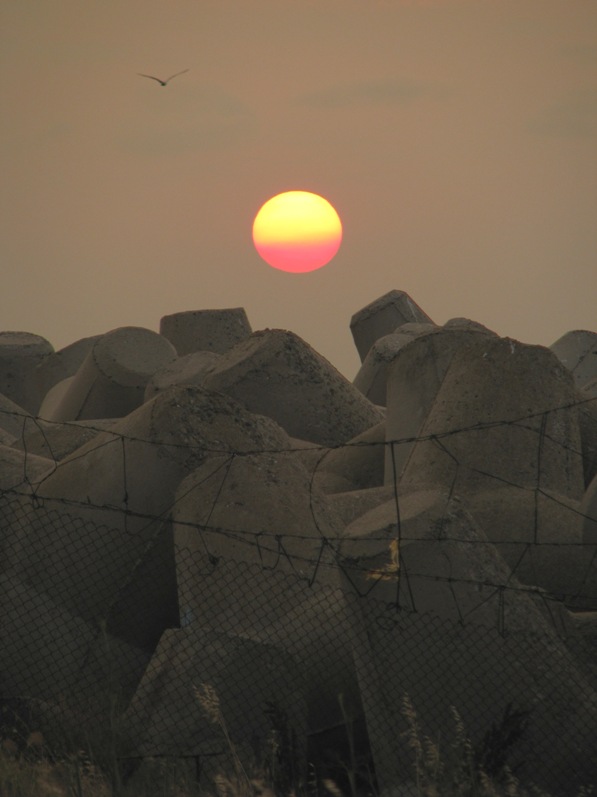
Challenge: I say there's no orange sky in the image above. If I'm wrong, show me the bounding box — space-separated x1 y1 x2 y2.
1 0 596 378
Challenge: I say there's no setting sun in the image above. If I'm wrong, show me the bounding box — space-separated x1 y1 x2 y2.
252 191 342 273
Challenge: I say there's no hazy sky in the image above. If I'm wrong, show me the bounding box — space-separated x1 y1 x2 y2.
1 0 596 379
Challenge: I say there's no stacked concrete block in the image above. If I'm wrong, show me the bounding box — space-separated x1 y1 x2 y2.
45 327 177 422
144 350 221 401
14 386 292 647
159 308 252 356
203 329 383 446
550 330 597 389
0 332 54 413
349 290 434 363
2 299 597 793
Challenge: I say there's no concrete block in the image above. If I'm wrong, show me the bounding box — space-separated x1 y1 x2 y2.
172 454 361 735
159 308 252 356
578 392 597 487
38 376 75 420
144 350 221 402
341 586 597 795
550 330 597 389
46 327 177 421
338 494 597 792
328 485 395 527
10 418 115 462
13 386 292 644
349 290 434 363
0 392 32 438
173 449 344 603
582 474 597 546
0 573 149 715
203 328 384 446
443 317 498 335
0 332 54 413
384 327 495 483
35 335 101 402
352 323 436 405
313 420 386 493
124 627 306 764
395 337 585 501
0 444 54 492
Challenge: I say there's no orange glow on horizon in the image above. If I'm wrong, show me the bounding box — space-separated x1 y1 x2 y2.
252 191 342 273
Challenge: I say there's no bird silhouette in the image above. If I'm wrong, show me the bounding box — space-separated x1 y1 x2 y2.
137 69 189 86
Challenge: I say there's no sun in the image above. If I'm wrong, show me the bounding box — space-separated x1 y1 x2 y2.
252 191 342 273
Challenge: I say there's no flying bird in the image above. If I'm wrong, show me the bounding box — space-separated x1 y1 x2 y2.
137 69 189 87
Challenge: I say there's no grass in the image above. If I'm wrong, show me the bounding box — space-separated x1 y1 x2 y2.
0 690 593 797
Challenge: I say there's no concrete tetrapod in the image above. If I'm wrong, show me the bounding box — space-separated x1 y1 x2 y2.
12 386 293 651
349 290 434 363
352 322 436 406
124 626 307 781
383 325 498 483
0 332 54 414
159 308 252 356
46 326 177 422
392 335 589 602
172 450 360 737
337 493 597 795
144 350 221 402
550 329 597 389
203 328 384 447
35 334 101 402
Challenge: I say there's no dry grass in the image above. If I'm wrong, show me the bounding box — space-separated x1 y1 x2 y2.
0 690 593 797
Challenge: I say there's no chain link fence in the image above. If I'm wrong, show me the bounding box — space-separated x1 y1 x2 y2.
1 417 597 796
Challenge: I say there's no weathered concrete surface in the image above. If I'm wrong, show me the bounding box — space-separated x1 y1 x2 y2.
172 454 359 735
14 386 292 648
203 329 383 446
10 418 115 462
0 446 55 575
35 335 101 402
173 449 344 604
311 421 386 494
384 327 497 483
38 376 75 420
388 336 588 602
338 495 597 793
0 444 54 492
328 485 395 527
0 573 150 715
46 327 177 422
350 290 434 363
144 351 221 402
352 323 435 406
582 474 597 546
0 392 32 438
124 627 306 766
442 317 497 334
159 308 252 356
551 330 597 389
396 337 585 501
0 332 54 413
578 393 597 487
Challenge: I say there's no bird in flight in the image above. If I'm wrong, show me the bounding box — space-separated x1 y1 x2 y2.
137 69 189 87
